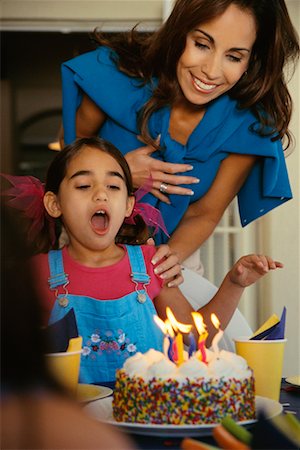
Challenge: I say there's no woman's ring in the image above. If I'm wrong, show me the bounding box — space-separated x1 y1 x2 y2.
159 182 168 194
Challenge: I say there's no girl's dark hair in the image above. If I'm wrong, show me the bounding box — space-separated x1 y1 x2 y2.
0 202 60 392
39 137 149 252
94 0 299 148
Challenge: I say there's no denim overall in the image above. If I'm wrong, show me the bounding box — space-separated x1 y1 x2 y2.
48 245 163 383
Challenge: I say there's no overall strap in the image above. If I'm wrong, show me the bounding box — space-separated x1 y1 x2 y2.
48 249 69 290
125 245 150 304
125 245 150 284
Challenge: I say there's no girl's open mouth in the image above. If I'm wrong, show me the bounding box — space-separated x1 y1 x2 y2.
91 210 109 234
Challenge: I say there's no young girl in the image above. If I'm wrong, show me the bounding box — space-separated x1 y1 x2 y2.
3 137 283 384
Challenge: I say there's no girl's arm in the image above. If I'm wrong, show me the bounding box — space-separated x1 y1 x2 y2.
154 254 283 347
167 153 257 264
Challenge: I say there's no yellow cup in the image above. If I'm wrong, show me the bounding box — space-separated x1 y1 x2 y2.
46 349 82 395
234 337 287 401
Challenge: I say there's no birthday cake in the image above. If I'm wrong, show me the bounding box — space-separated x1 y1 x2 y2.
112 348 255 425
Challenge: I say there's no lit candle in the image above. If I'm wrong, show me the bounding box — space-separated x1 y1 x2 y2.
153 315 169 357
198 340 207 363
163 335 170 356
171 339 178 362
166 307 192 365
192 312 208 363
153 315 175 361
188 332 197 357
175 333 184 365
165 319 175 362
211 313 223 354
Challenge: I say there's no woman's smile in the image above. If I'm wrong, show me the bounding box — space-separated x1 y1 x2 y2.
191 73 219 93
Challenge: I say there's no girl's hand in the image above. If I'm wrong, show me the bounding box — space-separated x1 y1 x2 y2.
229 254 283 287
125 144 199 203
147 240 184 287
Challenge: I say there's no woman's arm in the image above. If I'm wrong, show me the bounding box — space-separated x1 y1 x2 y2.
154 254 283 347
67 93 199 197
59 94 107 149
167 153 257 263
76 94 107 137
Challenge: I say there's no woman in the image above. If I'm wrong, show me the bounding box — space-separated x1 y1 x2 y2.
61 0 298 330
61 0 299 264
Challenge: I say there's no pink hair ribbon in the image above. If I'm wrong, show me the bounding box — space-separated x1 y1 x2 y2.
0 173 55 243
125 177 170 237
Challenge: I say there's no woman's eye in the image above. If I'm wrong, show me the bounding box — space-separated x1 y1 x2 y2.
195 41 209 50
227 55 242 63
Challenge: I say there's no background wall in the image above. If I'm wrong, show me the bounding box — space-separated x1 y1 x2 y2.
259 0 300 377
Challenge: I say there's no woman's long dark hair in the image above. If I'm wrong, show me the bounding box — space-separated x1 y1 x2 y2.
38 137 149 252
94 0 299 148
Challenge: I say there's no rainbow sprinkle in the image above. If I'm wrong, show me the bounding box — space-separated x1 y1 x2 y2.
113 371 255 425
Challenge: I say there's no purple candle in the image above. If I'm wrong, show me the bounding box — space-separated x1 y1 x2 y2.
188 332 197 357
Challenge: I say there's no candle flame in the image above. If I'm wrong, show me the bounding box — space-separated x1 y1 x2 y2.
153 315 175 337
166 307 192 333
153 315 167 334
211 313 220 330
165 319 175 338
191 312 206 334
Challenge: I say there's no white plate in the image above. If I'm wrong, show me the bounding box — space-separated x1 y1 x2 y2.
83 396 282 437
285 375 300 387
77 384 113 403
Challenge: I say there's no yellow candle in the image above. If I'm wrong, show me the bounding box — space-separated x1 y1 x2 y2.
175 332 184 365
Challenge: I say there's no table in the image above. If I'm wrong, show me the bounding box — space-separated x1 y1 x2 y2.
94 379 299 449
128 379 300 450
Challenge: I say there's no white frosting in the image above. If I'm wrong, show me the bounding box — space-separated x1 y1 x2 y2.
147 358 177 380
144 348 166 364
123 352 149 378
122 349 251 382
177 355 209 379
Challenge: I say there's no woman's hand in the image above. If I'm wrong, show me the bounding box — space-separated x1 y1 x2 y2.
125 144 199 203
229 254 283 288
147 240 184 287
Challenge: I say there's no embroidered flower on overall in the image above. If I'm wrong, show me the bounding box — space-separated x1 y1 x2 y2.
83 328 137 359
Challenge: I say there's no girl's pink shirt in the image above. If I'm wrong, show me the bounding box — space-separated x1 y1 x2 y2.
31 245 163 326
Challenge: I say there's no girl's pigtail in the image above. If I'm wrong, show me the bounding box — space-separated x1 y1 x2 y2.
0 173 57 253
117 178 170 245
